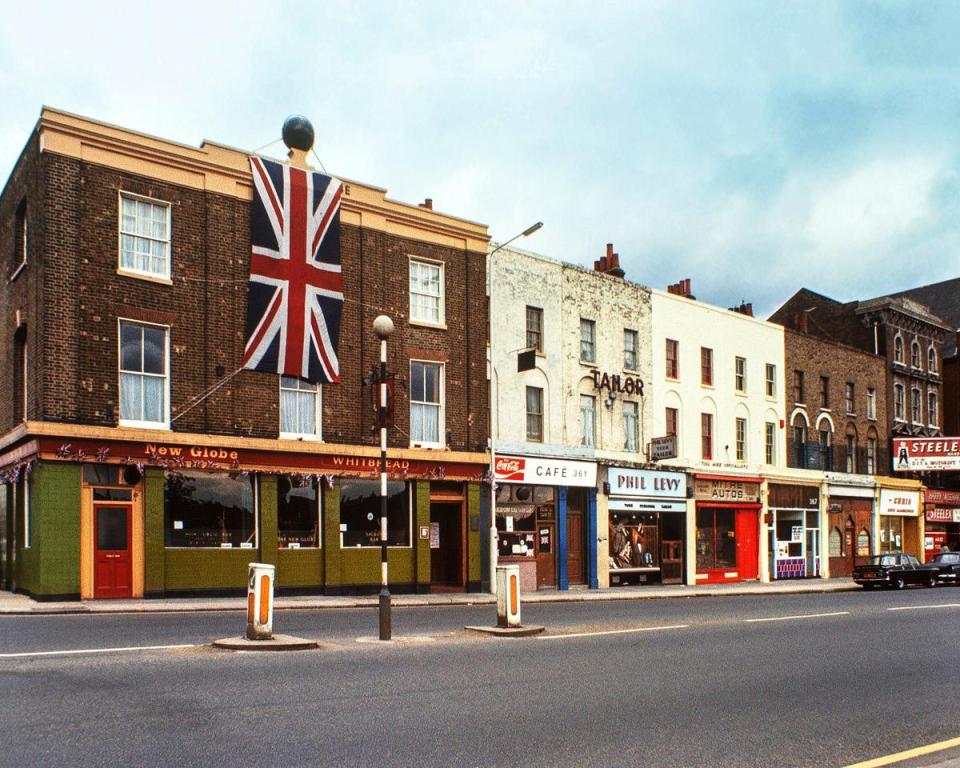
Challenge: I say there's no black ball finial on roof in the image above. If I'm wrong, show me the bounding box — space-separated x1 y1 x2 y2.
282 115 315 152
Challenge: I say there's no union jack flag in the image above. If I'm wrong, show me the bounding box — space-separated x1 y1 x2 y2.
242 156 343 384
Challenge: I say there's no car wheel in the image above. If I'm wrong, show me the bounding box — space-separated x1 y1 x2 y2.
927 574 938 588
892 576 905 590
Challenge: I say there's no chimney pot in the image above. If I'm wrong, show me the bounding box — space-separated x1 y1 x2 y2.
606 243 614 258
421 198 433 210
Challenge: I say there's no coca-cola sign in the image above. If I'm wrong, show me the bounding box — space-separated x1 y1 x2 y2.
494 454 597 487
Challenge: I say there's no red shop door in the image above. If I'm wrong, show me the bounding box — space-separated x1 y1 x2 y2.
735 509 759 580
94 504 132 599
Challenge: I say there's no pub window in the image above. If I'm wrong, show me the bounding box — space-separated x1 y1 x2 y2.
279 376 321 438
164 470 256 548
409 258 444 325
119 193 171 279
339 479 410 547
410 360 444 447
278 476 321 548
701 347 713 386
526 306 543 353
623 329 638 371
119 319 169 428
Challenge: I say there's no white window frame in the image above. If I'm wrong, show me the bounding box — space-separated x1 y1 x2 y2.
894 335 904 363
526 385 544 442
928 347 938 374
894 383 905 421
526 306 543 353
580 319 596 363
911 386 922 424
408 257 445 326
623 329 638 371
867 388 876 420
623 400 639 451
735 417 747 462
910 341 922 369
765 364 776 398
735 357 747 394
765 422 776 465
928 391 938 427
118 192 172 281
866 437 877 474
279 376 322 440
409 360 445 448
118 319 170 429
580 394 596 447
845 382 855 415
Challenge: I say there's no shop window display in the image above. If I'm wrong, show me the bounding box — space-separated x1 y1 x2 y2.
696 507 736 570
496 484 554 557
609 512 659 569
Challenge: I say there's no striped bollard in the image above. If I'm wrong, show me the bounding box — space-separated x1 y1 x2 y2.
246 562 275 640
496 564 521 628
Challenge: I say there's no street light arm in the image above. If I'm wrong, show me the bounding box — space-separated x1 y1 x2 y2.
489 221 543 257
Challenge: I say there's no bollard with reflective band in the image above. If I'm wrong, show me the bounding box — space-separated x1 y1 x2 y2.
246 562 275 640
496 564 521 628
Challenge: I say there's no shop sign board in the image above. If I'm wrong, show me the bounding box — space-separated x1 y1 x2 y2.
926 508 960 523
494 455 597 487
768 484 819 510
893 437 960 472
694 477 761 503
608 467 686 499
649 435 678 461
926 489 960 506
879 489 920 517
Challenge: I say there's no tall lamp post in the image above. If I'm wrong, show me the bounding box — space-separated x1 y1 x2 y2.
373 314 395 640
488 221 543 595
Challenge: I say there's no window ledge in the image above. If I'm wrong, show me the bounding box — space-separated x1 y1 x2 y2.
117 268 173 286
279 433 323 442
410 442 444 450
408 319 447 330
119 420 171 430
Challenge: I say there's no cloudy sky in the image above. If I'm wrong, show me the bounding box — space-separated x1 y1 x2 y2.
2 1 958 316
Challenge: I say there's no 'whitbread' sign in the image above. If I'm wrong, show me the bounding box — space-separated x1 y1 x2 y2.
893 437 960 472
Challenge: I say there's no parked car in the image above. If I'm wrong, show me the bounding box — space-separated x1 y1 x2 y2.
853 553 939 589
929 552 960 584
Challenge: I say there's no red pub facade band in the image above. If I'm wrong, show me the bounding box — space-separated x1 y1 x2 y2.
0 108 957 600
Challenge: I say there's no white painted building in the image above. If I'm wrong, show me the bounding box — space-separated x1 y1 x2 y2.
650 285 788 584
489 245 653 590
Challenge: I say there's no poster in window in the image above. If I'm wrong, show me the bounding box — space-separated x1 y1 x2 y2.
430 522 440 549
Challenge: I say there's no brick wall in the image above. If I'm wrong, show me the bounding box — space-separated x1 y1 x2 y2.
783 328 889 474
7 157 487 450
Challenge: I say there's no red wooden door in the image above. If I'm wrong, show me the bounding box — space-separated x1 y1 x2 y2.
566 511 584 585
735 509 759 580
94 504 132 599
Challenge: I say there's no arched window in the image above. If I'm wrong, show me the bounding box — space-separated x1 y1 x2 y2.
829 527 843 558
911 341 921 368
894 335 904 363
928 347 938 373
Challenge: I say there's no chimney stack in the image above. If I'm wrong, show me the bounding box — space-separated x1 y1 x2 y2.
420 198 433 210
728 301 753 317
667 278 694 299
593 243 625 279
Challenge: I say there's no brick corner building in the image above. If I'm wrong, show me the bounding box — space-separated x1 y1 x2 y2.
0 108 489 599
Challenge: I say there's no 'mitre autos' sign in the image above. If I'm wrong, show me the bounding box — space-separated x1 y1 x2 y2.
893 437 960 472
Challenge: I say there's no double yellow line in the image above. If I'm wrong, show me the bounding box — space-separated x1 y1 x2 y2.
845 736 960 767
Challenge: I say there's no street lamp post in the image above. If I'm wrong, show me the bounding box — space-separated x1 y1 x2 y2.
373 314 395 640
488 221 543 595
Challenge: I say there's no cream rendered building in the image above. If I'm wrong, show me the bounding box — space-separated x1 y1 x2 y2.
490 245 652 589
650 287 799 584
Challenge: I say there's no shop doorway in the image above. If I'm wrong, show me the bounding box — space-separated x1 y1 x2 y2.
536 520 556 588
661 513 685 584
94 504 132 599
735 509 759 580
565 489 586 585
429 501 465 591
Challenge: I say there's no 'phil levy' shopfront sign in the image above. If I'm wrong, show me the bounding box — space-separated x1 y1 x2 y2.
495 455 597 487
608 468 686 498
893 437 960 472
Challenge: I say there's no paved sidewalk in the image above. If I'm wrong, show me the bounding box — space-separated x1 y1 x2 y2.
0 578 859 615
